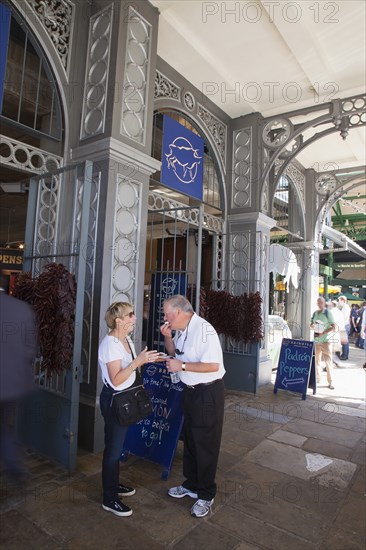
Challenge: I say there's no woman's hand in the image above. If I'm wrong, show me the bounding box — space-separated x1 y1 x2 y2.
135 346 161 367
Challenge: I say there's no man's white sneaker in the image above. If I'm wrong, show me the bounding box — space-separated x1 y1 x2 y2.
191 498 214 518
168 485 198 499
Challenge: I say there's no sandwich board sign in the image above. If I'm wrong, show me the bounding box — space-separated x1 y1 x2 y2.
273 338 316 400
121 363 184 479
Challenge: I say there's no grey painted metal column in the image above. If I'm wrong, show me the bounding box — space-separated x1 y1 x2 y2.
70 0 160 453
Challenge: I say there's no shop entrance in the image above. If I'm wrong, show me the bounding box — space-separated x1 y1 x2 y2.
142 191 223 351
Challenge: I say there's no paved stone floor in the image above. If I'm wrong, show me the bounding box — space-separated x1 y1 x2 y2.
1 345 365 549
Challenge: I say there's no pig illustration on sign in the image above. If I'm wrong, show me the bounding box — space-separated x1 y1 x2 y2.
165 137 202 184
161 277 178 297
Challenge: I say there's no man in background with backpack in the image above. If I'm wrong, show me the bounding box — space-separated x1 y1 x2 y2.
310 297 336 390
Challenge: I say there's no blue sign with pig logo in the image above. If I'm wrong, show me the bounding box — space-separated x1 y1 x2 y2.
161 115 204 200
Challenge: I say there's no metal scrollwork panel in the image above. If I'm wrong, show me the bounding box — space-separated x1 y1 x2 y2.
112 175 141 304
184 91 195 111
228 232 251 296
0 135 62 174
284 162 305 207
148 191 223 234
154 70 181 101
25 0 74 75
197 104 227 170
212 233 223 290
231 128 252 209
80 3 113 140
73 171 101 384
32 173 62 276
120 7 151 145
262 118 293 149
341 96 366 119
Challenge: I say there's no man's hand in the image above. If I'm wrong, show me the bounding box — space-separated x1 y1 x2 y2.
166 357 182 373
160 321 173 339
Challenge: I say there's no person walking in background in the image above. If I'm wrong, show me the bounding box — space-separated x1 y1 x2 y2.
349 304 359 343
337 296 351 360
356 302 366 350
310 297 336 389
360 306 366 369
98 302 161 517
326 301 343 367
160 295 225 518
0 272 37 480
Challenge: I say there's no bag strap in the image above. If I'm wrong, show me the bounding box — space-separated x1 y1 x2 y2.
105 338 142 393
126 338 143 384
126 336 136 359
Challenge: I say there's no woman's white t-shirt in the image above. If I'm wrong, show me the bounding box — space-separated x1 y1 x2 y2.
98 334 137 390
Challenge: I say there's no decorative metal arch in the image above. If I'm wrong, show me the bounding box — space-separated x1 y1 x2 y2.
315 169 366 238
260 94 366 202
10 0 70 157
271 169 306 240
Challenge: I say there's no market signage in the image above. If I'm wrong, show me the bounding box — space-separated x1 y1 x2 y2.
0 248 23 270
333 262 366 270
161 115 204 200
273 338 316 400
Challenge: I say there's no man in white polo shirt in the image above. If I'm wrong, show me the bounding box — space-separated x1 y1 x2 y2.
160 295 225 518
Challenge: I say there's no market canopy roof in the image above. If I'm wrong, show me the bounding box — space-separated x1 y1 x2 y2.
322 226 366 259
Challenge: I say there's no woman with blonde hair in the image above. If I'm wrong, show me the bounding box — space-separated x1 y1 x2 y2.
98 302 160 517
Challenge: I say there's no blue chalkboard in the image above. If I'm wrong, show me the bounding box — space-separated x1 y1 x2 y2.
121 362 184 479
273 338 316 400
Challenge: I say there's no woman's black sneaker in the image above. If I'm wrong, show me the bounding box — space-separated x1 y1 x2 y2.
102 498 132 517
118 484 136 496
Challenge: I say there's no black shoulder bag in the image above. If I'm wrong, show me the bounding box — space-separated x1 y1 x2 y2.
110 343 152 426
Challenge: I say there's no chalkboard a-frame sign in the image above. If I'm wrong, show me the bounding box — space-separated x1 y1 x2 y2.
121 363 184 479
273 339 316 400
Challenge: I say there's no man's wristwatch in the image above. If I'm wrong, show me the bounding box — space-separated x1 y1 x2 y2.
181 362 186 371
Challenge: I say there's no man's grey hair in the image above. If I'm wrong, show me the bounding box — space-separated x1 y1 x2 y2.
164 295 194 313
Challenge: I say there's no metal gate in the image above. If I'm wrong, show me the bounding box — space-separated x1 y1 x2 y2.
19 161 98 471
143 191 224 350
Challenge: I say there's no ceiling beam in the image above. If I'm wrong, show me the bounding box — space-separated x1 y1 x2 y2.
345 195 366 200
260 1 335 100
332 202 344 226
